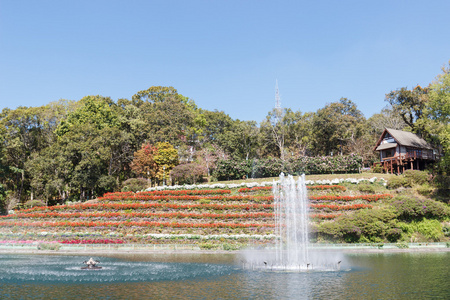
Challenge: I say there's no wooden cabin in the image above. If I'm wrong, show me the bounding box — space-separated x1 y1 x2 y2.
373 128 437 174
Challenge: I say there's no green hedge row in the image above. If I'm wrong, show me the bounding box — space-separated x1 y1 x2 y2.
213 154 363 181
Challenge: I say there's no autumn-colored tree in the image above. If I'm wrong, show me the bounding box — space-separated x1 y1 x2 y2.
153 142 179 185
130 143 158 185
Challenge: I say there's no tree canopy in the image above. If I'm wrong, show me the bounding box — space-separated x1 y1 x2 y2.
0 67 448 209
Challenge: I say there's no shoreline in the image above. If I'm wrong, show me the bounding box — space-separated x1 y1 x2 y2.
1 245 448 257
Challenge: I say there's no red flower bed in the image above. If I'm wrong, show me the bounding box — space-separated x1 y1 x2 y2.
309 194 393 202
238 186 272 193
308 185 346 191
5 202 276 214
139 189 231 196
99 194 274 202
100 189 231 201
310 214 341 219
310 203 372 211
9 203 372 220
9 211 275 220
0 220 275 229
59 239 125 244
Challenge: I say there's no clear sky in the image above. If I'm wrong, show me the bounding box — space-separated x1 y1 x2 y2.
1 0 449 122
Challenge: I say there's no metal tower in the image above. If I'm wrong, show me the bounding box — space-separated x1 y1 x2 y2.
275 80 281 112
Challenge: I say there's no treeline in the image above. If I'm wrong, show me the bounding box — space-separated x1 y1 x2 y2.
0 64 449 208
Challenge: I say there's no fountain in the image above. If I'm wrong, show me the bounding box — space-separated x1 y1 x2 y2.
273 173 310 271
242 173 343 272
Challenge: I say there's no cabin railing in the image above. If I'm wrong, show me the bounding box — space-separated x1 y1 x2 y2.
380 151 436 162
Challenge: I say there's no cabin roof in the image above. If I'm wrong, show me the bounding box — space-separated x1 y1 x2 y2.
375 143 397 151
374 128 433 151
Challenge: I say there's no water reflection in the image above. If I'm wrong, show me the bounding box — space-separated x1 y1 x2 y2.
0 252 448 299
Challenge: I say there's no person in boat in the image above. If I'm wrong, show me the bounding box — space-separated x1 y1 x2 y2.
84 257 100 267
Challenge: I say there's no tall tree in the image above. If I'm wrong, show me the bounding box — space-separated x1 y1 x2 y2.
0 104 70 200
311 98 365 156
367 106 407 136
260 108 288 160
283 110 313 158
218 120 259 160
419 62 450 172
131 86 179 105
54 96 121 199
385 85 429 134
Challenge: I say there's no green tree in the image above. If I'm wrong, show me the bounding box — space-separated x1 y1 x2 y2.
0 103 71 200
56 95 118 136
198 110 234 147
420 63 450 173
130 86 199 147
385 85 429 134
283 110 314 158
131 86 179 105
54 96 121 200
311 98 365 156
218 120 259 160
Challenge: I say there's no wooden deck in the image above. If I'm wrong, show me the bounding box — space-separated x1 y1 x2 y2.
373 152 436 174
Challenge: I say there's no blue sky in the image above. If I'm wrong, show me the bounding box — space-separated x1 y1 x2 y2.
1 0 449 122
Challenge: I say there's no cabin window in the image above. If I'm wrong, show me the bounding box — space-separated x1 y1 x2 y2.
385 149 394 157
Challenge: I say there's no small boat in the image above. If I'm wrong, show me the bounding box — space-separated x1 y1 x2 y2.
82 257 102 270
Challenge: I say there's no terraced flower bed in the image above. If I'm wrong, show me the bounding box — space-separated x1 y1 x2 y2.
0 181 393 247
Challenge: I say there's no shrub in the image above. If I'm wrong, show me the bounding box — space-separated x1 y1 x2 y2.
371 165 383 173
199 243 218 250
222 243 239 250
403 170 429 186
396 241 409 249
317 208 400 243
213 159 253 181
390 195 450 221
431 174 450 189
416 184 433 196
97 175 118 195
357 184 376 194
0 184 6 215
443 224 450 237
37 242 61 251
121 178 149 192
317 217 362 243
170 163 206 185
413 219 444 242
387 176 409 189
23 200 45 209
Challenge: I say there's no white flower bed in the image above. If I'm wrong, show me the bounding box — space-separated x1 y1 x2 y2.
0 232 275 241
141 233 276 240
145 177 386 191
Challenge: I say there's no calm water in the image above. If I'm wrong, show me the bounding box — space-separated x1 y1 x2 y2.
0 252 448 299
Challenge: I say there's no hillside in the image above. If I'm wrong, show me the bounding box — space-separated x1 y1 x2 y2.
0 173 448 249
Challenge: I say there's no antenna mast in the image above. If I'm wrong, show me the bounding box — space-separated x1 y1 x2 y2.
275 79 281 112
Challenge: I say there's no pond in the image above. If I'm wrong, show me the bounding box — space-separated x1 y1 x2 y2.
0 251 448 299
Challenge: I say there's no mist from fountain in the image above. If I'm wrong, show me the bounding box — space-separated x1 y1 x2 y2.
273 173 310 270
242 173 344 272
